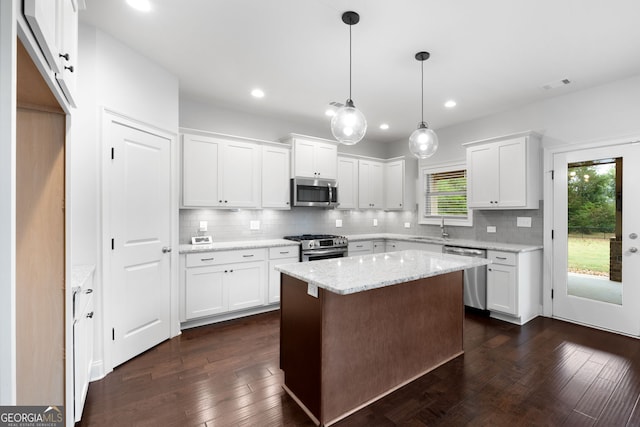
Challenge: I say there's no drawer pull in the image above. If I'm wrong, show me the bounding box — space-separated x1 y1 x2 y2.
279 251 290 255
86 311 94 319
85 289 93 294
201 257 214 261
496 256 508 260
243 254 254 258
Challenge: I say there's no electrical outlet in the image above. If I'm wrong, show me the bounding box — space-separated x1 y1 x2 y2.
336 219 343 228
373 219 378 227
487 226 497 233
199 221 208 232
250 220 260 230
404 222 411 228
517 217 532 228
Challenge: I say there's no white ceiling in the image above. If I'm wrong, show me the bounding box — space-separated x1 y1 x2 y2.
80 0 640 143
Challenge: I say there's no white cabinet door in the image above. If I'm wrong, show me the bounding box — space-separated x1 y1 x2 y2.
292 139 317 178
262 145 290 209
182 134 221 207
268 257 298 303
227 261 265 311
373 241 386 253
222 140 261 208
384 160 405 210
315 141 338 179
359 160 384 209
24 0 62 73
337 157 358 209
467 144 498 208
487 264 517 315
184 266 227 320
292 138 338 179
55 0 78 107
496 139 527 207
73 292 93 422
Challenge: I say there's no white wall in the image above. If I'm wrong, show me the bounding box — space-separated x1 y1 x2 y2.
73 24 179 380
0 0 16 406
179 96 390 159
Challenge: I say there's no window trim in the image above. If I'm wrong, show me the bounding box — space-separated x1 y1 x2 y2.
418 161 473 227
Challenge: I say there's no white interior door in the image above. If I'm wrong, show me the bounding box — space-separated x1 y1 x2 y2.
107 119 172 367
552 143 640 336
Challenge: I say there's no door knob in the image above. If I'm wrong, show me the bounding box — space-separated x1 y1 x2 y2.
629 247 638 253
162 246 172 253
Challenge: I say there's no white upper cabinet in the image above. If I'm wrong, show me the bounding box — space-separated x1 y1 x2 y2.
24 0 78 107
182 133 261 208
55 0 78 107
262 145 291 209
283 135 338 180
384 159 405 210
358 160 384 209
337 156 358 209
465 132 541 209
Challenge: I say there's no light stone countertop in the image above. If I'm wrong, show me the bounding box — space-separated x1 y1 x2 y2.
179 238 299 254
346 233 542 253
276 249 491 295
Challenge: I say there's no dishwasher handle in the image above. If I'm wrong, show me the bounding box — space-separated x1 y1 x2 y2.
443 246 486 257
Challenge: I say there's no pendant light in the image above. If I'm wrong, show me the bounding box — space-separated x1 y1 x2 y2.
408 51 439 159
331 11 367 145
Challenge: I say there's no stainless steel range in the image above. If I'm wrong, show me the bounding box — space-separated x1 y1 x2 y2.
283 234 348 262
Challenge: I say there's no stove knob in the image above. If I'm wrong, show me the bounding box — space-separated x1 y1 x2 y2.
308 241 315 249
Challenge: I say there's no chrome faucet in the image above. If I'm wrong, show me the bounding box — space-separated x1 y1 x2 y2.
441 217 449 239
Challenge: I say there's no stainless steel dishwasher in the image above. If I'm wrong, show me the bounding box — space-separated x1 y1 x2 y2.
443 246 487 310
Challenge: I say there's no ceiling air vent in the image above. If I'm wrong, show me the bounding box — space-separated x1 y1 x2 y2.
541 78 571 90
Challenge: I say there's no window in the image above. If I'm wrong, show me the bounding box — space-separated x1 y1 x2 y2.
419 162 473 226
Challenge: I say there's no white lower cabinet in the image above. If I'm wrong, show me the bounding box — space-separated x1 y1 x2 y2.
373 240 386 253
487 249 542 325
267 246 299 304
182 248 268 321
386 240 441 253
348 240 373 256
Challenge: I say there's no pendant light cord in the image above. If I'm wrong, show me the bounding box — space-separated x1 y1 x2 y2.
349 23 352 101
421 59 424 123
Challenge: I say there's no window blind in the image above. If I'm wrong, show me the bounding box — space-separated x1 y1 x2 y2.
424 169 468 218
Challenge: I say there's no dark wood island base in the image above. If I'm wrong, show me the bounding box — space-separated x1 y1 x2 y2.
280 271 464 426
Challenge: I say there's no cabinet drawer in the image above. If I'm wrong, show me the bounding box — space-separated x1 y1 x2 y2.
348 241 373 252
269 246 300 260
488 251 516 266
186 248 266 267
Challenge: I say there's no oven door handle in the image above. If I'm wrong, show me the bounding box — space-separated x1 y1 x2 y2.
304 248 346 256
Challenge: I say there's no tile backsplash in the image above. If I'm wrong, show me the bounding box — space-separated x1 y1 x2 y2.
180 202 543 245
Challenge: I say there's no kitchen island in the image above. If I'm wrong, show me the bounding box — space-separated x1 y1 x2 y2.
276 250 490 426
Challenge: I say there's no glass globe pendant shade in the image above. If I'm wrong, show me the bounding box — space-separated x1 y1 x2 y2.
408 122 439 159
330 99 367 145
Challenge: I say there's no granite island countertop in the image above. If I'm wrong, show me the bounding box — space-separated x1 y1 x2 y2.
276 249 491 295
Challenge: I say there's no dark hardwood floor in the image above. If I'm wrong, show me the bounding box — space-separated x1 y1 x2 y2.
78 310 640 426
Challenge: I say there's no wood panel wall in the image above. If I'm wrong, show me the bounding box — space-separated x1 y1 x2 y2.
15 39 66 405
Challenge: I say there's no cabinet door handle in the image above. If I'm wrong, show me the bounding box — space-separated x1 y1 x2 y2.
201 257 214 261
86 312 94 319
496 256 507 260
85 289 93 294
59 52 70 61
243 254 254 258
64 65 74 73
279 251 290 255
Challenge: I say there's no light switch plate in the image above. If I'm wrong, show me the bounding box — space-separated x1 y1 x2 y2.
487 226 497 233
199 221 208 232
250 220 260 230
373 219 378 227
307 284 318 298
517 217 532 227
404 222 411 228
336 219 343 227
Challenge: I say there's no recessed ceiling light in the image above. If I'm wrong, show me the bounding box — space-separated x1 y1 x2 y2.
379 123 389 130
126 0 151 12
444 100 457 108
251 88 265 98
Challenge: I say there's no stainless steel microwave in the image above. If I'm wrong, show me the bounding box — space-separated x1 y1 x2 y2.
291 178 339 208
